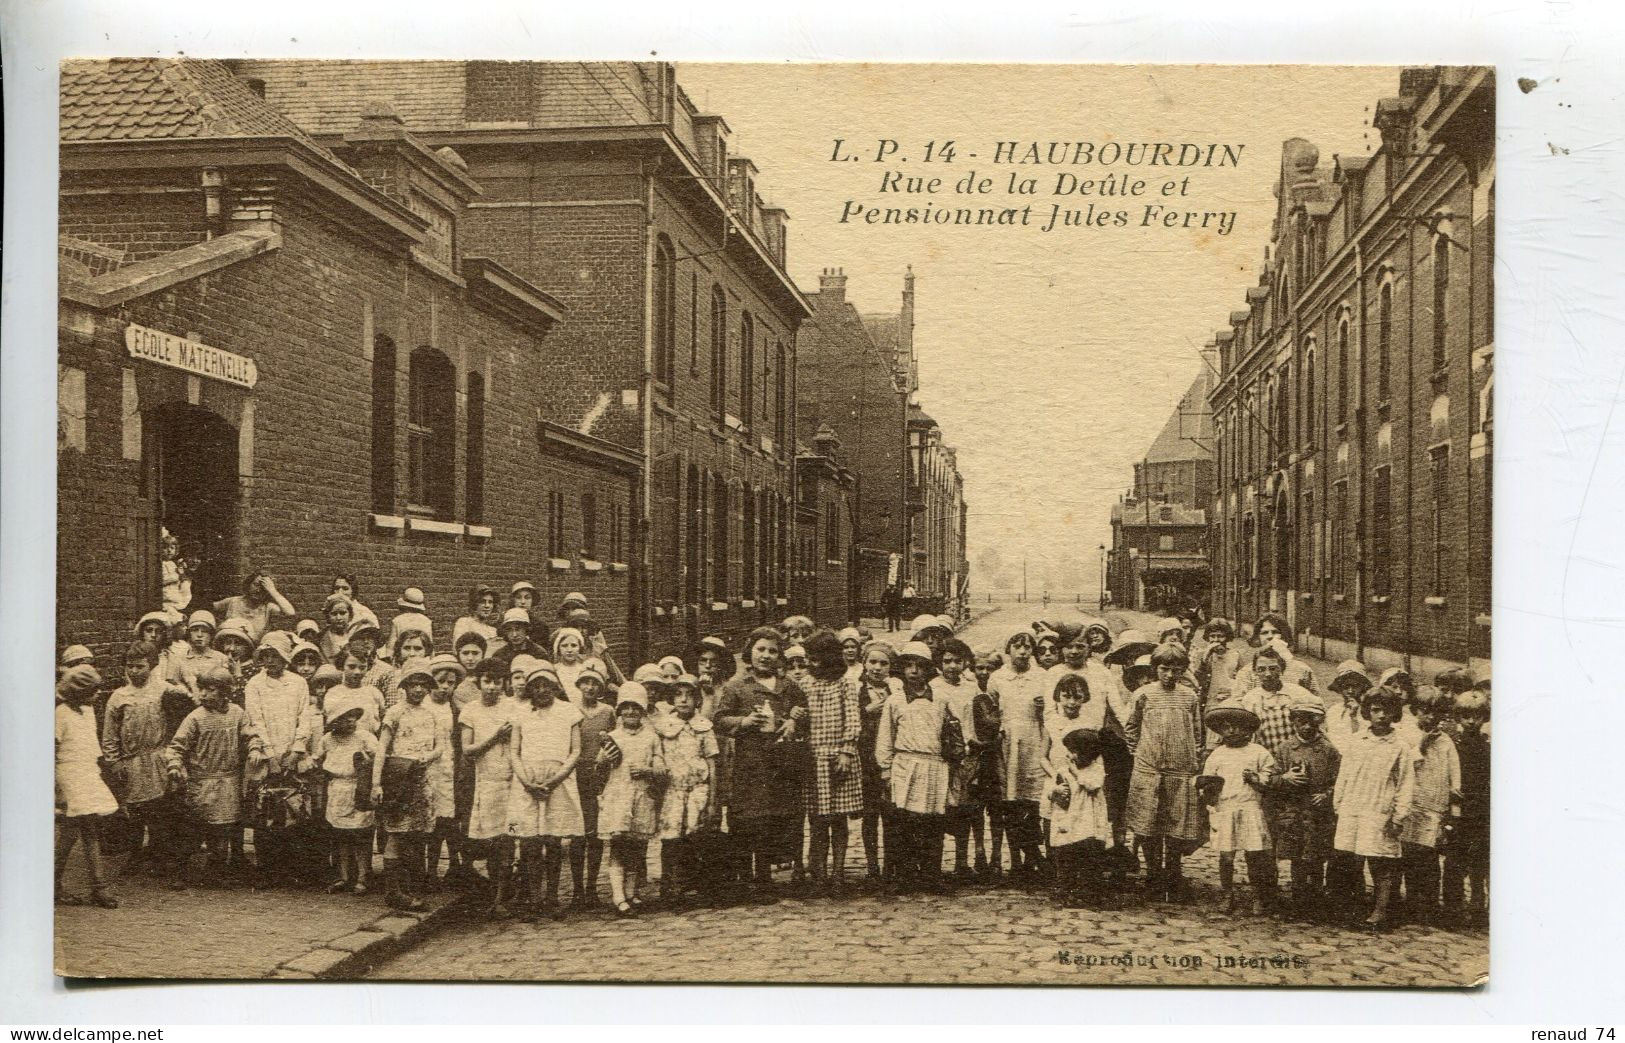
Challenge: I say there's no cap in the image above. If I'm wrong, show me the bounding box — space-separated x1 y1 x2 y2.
396 587 429 612
290 638 323 662
1288 694 1327 718
135 610 172 634
343 618 381 643
632 663 666 685
910 614 947 637
501 607 532 627
525 663 561 689
186 610 219 632
310 664 343 688
551 627 585 657
1156 616 1185 637
510 580 538 596
561 591 589 610
395 658 436 688
57 664 104 695
897 640 936 664
427 652 466 680
836 626 863 644
294 618 321 639
255 632 296 662
934 614 956 633
784 645 807 662
577 659 608 685
59 645 95 669
213 619 254 650
614 681 649 712
1331 660 1373 693
658 654 686 673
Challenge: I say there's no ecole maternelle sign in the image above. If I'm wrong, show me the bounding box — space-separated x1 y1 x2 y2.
125 322 258 389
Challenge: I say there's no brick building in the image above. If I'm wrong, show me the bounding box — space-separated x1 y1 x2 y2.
790 425 856 625
907 406 969 617
231 60 812 657
54 59 654 664
1107 365 1215 612
796 267 911 617
1208 66 1494 676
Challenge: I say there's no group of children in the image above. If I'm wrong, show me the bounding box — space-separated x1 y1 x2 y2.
54 580 1488 934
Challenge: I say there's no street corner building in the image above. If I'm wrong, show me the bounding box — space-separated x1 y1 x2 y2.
797 266 970 620
1206 66 1494 677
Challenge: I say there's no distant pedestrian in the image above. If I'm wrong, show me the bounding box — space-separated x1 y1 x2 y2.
881 583 902 633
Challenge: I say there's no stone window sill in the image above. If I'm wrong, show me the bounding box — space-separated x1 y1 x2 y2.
467 524 493 540
581 559 604 573
1299 592 1314 602
775 597 789 607
710 601 730 612
1425 595 1447 608
1370 594 1392 605
611 563 629 573
409 517 465 536
1474 612 1491 627
1332 593 1347 605
548 557 572 571
372 514 493 540
370 513 407 532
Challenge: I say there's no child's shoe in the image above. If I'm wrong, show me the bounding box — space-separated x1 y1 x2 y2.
327 878 351 894
88 888 120 909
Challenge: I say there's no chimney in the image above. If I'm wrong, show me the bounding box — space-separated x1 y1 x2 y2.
819 267 847 304
812 422 841 459
900 265 916 387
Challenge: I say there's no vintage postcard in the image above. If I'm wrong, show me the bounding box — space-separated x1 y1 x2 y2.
53 60 1492 986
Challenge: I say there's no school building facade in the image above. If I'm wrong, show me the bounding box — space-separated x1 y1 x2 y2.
57 58 641 662
1207 66 1494 676
229 59 816 658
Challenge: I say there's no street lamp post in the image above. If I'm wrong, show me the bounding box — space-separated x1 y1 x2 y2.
1098 543 1106 610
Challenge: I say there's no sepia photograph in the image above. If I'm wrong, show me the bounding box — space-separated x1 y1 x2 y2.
51 58 1493 987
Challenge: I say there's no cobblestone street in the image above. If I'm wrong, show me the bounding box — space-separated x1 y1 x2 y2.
364 606 1486 987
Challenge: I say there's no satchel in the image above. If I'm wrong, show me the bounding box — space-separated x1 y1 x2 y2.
940 708 967 763
379 755 426 812
352 751 375 810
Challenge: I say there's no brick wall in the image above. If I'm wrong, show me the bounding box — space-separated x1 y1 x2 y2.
57 167 632 675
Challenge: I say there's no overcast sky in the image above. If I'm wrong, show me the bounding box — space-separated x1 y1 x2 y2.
679 63 1400 592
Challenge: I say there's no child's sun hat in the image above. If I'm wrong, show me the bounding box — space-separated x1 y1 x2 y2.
427 652 465 681
501 607 532 628
1103 629 1156 666
1330 660 1373 694
324 706 365 733
396 659 437 688
1204 705 1260 733
59 645 96 671
614 680 650 713
1288 694 1327 718
186 610 218 633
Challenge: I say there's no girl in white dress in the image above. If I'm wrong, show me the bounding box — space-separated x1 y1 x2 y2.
55 666 120 908
458 660 517 917
595 682 666 916
989 629 1049 881
507 663 583 921
318 707 377 894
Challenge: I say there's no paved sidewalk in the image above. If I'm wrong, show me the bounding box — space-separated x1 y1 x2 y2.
54 845 461 980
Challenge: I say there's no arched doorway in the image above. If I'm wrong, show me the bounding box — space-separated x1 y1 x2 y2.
142 404 239 612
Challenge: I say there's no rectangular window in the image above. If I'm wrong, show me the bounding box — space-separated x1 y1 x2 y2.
371 337 397 513
609 501 625 564
774 341 788 449
739 313 755 431
710 290 727 420
581 491 598 560
825 499 841 560
712 477 729 600
465 372 485 524
1430 445 1451 594
1372 466 1392 595
1332 480 1349 594
743 492 757 599
1158 534 1174 552
547 491 566 560
689 274 699 376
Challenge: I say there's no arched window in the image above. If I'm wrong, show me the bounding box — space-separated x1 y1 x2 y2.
1337 319 1350 425
1378 282 1393 400
465 371 485 524
1276 364 1290 449
743 488 757 600
739 311 755 429
709 286 727 420
371 335 397 513
653 235 676 386
408 347 456 517
711 476 729 601
1433 235 1450 371
1299 346 1314 444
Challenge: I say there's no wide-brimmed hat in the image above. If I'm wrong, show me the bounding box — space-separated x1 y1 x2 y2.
560 591 589 611
501 607 532 627
1122 653 1156 691
212 619 254 650
343 618 381 644
395 658 436 688
1330 660 1373 694
186 610 218 633
396 587 429 613
59 645 95 670
934 614 956 633
324 706 365 733
615 681 649 712
256 631 296 663
427 652 465 680
524 662 561 690
910 614 948 637
1204 705 1260 732
1103 629 1156 666
57 664 104 696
